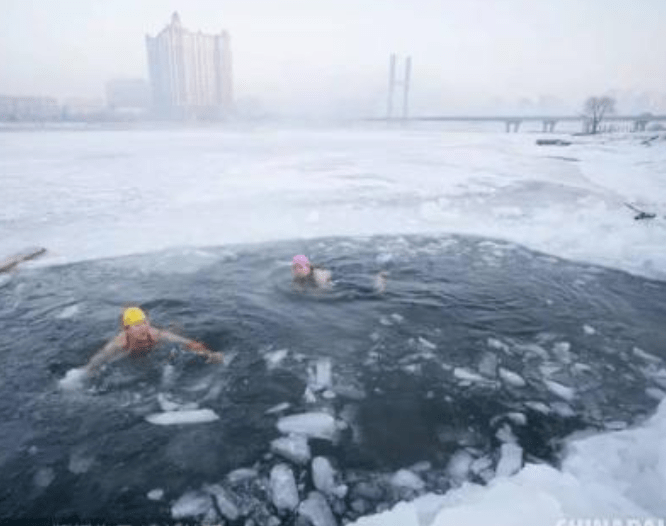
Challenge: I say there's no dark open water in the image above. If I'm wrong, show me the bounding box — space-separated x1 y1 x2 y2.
1 234 665 523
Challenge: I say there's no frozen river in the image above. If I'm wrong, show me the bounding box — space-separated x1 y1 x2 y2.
1 124 665 524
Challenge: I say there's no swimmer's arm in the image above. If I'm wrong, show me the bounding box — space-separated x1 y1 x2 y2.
157 330 224 363
84 334 125 376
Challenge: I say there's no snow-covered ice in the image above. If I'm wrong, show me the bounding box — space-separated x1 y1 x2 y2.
270 434 312 464
144 408 219 425
298 491 337 526
270 464 299 511
495 443 524 477
544 379 576 401
498 367 526 388
276 412 338 441
171 491 213 520
390 469 426 491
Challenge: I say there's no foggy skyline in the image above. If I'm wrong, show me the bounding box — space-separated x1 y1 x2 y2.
2 0 665 117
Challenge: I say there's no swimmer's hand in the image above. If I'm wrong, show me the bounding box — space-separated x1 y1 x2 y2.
186 341 224 364
186 341 208 353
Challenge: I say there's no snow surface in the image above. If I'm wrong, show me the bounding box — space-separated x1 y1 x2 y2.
2 127 666 281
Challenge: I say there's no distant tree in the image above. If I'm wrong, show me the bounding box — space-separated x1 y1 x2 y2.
582 96 616 134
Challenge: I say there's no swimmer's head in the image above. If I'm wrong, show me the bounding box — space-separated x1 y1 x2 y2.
292 255 311 278
122 307 147 328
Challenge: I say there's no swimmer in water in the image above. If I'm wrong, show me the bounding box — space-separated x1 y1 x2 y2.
82 307 223 377
291 254 389 293
291 255 333 290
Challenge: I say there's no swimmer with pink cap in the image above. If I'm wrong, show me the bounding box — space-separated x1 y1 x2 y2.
291 254 332 289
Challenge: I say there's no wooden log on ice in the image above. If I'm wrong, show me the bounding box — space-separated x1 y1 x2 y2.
0 247 47 273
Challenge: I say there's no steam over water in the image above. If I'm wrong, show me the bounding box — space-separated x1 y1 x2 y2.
1 234 665 522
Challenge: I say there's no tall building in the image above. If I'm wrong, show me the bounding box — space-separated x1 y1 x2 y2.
146 12 233 120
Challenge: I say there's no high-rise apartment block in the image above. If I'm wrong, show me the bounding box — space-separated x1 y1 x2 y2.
146 12 232 120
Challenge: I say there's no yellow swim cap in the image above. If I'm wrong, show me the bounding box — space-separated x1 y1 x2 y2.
122 307 146 327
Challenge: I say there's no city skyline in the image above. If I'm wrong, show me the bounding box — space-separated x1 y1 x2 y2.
1 1 665 118
146 12 232 119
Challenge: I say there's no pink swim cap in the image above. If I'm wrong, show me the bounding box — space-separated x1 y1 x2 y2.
292 255 310 266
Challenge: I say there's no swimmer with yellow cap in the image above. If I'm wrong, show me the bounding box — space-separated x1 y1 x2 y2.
82 306 224 377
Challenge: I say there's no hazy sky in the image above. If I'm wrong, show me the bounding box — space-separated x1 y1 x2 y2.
1 0 665 116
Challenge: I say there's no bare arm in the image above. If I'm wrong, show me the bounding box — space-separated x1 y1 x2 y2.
157 330 224 363
84 334 126 376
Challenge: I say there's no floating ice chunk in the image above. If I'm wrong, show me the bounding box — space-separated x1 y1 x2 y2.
265 402 291 415
572 362 593 374
604 421 628 431
551 402 576 418
646 387 666 401
322 390 336 400
309 358 333 391
147 488 164 501
161 364 177 388
391 313 404 323
298 492 337 526
446 450 474 483
34 467 55 488
333 383 366 400
303 387 318 404
157 393 198 412
487 338 510 353
270 464 299 511
491 413 527 427
145 409 219 425
454 368 488 384
312 457 337 495
470 455 493 475
271 434 311 465
495 443 523 477
644 368 666 390
478 352 498 378
583 324 596 335
203 483 240 521
506 412 527 426
265 349 289 370
171 491 213 519
633 347 662 364
539 362 562 378
418 337 437 350
380 316 393 326
410 461 432 473
58 368 87 391
226 468 258 485
277 412 337 441
68 451 94 474
390 469 425 491
499 368 526 388
544 380 575 401
514 343 549 360
495 423 517 444
56 304 80 319
552 342 573 363
524 401 551 414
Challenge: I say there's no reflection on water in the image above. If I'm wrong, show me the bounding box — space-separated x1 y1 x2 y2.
1 234 665 521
